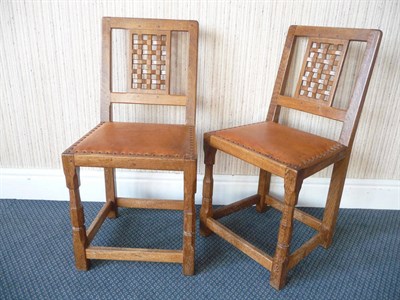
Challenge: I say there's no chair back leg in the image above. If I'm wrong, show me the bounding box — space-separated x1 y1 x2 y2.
182 162 197 275
256 169 271 213
321 156 350 248
104 168 118 218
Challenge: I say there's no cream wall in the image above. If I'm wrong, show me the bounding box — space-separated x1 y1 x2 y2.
0 0 399 179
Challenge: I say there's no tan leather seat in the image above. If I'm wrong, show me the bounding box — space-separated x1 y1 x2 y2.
207 121 346 170
67 122 196 160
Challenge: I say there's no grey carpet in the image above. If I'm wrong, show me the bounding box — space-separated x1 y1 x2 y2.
0 199 399 299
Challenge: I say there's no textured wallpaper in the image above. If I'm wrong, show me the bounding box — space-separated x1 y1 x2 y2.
0 0 399 179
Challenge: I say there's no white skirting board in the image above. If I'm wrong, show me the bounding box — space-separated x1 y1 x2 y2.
0 168 399 209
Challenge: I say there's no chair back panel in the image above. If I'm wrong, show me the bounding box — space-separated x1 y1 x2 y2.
128 30 170 93
101 17 199 125
294 38 349 106
267 26 382 147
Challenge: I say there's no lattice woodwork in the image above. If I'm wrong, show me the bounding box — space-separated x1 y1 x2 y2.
295 38 348 105
128 31 170 93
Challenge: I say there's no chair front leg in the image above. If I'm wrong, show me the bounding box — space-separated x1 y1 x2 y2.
62 155 90 270
321 155 350 248
104 168 118 218
200 140 217 237
270 169 303 290
182 161 197 275
256 169 271 213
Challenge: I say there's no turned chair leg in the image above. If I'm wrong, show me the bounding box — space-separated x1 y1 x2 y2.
200 142 217 237
62 155 90 270
256 169 271 213
270 169 303 290
182 161 197 275
321 156 350 248
104 168 118 218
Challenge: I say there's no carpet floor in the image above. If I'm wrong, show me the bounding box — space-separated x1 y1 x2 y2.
0 199 399 299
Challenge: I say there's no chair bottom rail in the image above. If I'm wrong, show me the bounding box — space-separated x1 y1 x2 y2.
117 197 184 210
213 194 260 219
86 246 184 263
288 232 322 269
86 201 112 244
205 217 273 270
203 198 325 273
266 195 322 231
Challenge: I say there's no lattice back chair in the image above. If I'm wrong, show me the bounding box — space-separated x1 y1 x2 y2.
200 26 382 289
62 17 198 275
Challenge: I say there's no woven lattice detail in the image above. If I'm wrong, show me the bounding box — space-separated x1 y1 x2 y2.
297 40 346 102
130 33 168 91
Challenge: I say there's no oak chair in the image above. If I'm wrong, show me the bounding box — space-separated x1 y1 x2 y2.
62 17 198 275
200 26 382 289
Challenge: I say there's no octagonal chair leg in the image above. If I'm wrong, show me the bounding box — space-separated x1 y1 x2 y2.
270 169 303 290
62 155 90 271
200 142 217 237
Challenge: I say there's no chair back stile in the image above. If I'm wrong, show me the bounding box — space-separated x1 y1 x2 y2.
267 26 382 148
100 17 199 126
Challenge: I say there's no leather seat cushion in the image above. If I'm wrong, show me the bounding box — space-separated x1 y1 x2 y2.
208 121 346 170
65 122 196 160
